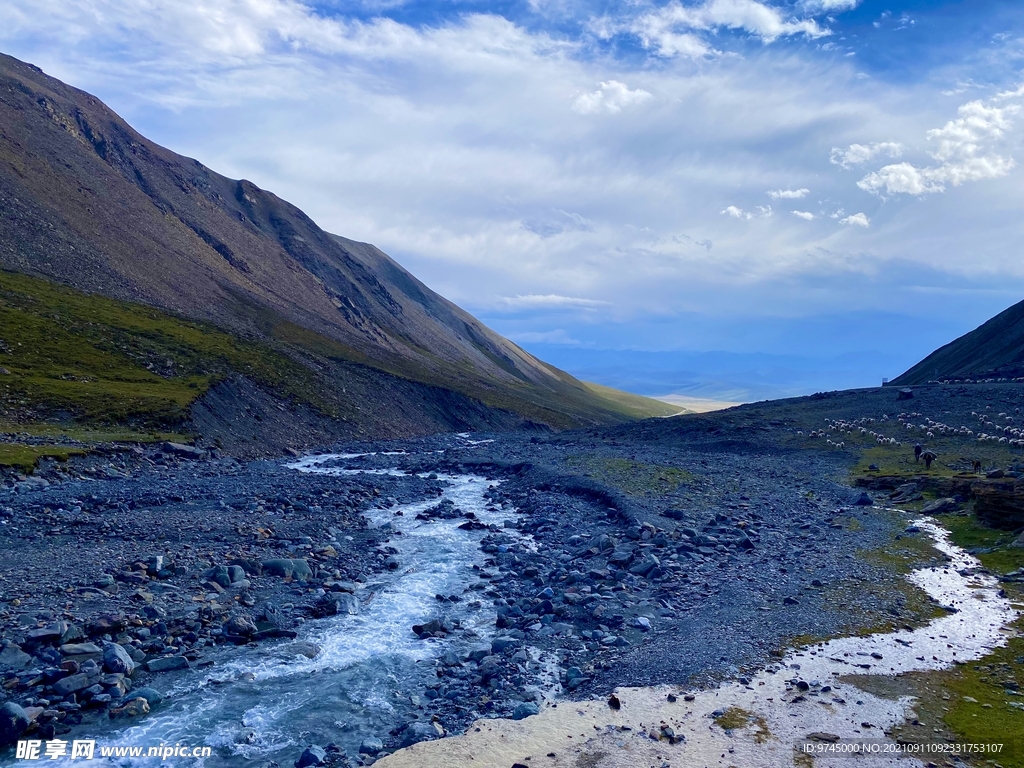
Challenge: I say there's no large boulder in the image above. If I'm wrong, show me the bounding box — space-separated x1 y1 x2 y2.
262 559 312 581
162 442 207 459
973 478 1024 529
313 593 359 618
921 497 958 514
102 643 135 675
295 745 327 768
0 642 34 672
0 702 30 746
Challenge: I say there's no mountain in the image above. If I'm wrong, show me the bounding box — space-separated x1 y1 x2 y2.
0 53 678 453
891 299 1024 385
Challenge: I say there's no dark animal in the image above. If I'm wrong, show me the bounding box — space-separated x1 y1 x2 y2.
914 444 923 462
972 459 982 473
921 450 937 470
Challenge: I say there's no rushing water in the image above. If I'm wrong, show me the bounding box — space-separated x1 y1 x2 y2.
378 515 1022 768
10 455 523 766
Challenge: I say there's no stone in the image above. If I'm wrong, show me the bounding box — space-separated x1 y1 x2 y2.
102 643 135 675
227 565 247 584
60 643 102 657
26 621 68 644
631 617 652 631
295 745 327 768
0 702 30 746
109 698 150 719
922 497 958 514
262 559 313 581
897 388 914 400
512 702 540 720
204 566 232 588
162 441 207 459
0 642 34 671
315 593 359 617
123 687 163 708
223 615 258 640
146 656 190 672
399 722 437 748
853 492 873 506
53 673 91 695
491 636 518 653
279 642 321 659
358 737 383 755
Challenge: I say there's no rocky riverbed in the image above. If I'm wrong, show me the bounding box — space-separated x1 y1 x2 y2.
1 383 1023 766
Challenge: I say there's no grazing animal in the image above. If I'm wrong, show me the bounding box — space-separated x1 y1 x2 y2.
914 444 923 462
921 450 937 470
972 459 982 473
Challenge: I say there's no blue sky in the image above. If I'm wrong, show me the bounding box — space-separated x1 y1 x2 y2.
3 0 1023 400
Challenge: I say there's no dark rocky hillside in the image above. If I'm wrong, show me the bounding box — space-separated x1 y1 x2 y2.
0 53 676 451
893 298 1024 385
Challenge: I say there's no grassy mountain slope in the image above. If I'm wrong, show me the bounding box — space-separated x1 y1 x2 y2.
0 52 671 441
892 299 1024 385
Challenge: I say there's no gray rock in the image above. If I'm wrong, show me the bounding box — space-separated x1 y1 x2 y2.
399 722 437 748
0 702 30 746
53 672 91 695
146 656 190 672
922 497 958 514
491 636 518 653
467 644 491 662
223 615 258 639
512 702 540 720
227 565 247 584
278 642 321 659
315 593 359 617
123 687 163 708
262 559 313 581
162 442 207 459
0 643 34 671
204 566 232 588
853 492 873 506
295 745 327 768
359 737 383 755
27 621 68 644
102 643 135 675
631 617 652 631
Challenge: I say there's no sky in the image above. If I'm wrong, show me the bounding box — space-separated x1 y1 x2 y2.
3 0 1023 400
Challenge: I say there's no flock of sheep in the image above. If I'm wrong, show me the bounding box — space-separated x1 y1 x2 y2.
797 405 1024 455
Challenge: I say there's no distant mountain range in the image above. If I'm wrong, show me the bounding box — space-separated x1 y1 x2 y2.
893 298 1024 385
0 53 677 453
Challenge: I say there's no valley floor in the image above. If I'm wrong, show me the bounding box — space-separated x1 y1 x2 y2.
2 382 1024 766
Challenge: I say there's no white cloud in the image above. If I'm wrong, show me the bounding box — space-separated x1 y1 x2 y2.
500 294 610 308
722 204 772 220
839 212 870 227
573 80 652 114
4 0 1023 348
768 188 809 199
830 142 903 169
630 0 829 57
507 329 581 345
791 210 815 220
802 0 860 10
857 98 1020 197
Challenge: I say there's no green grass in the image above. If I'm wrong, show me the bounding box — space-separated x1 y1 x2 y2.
711 707 772 742
940 514 1024 575
580 381 689 420
0 444 86 472
0 269 338 429
564 456 698 496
